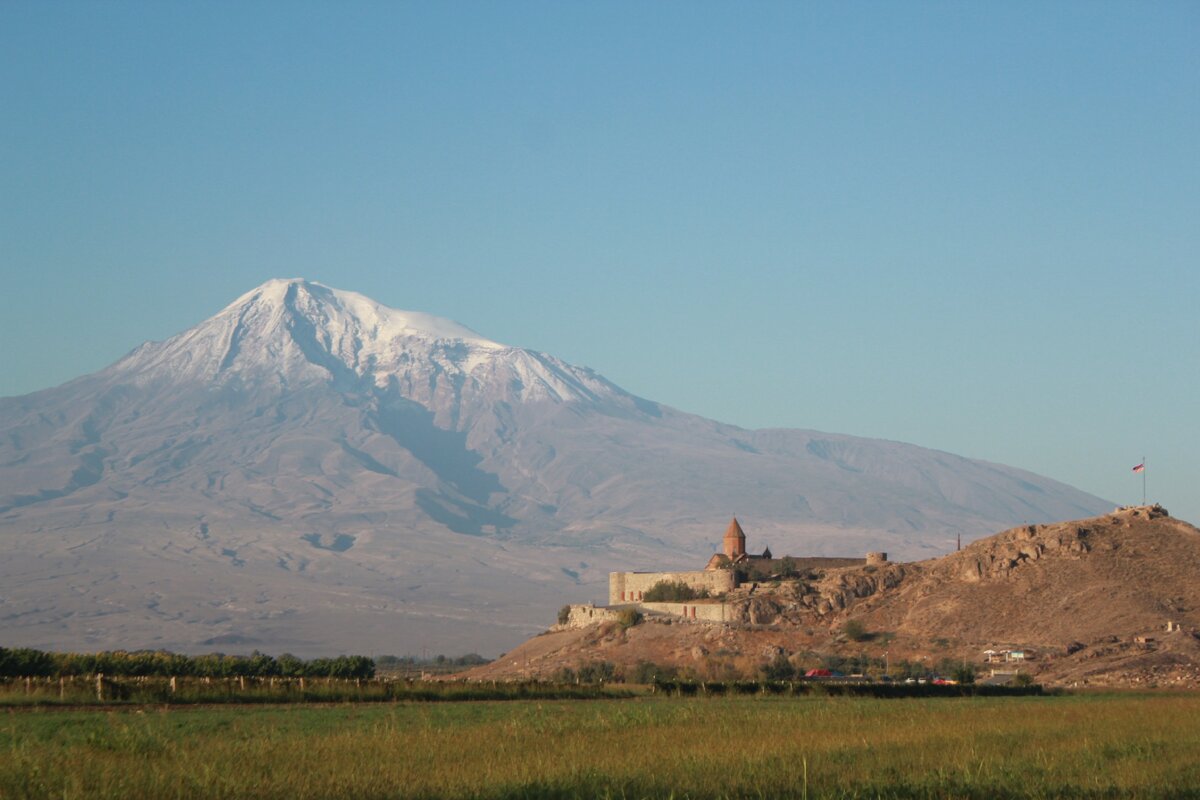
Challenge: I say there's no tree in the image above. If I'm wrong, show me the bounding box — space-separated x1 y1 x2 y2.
277 653 305 677
843 619 869 642
0 647 55 677
630 660 677 684
576 661 618 683
951 663 976 685
642 580 710 602
453 653 489 666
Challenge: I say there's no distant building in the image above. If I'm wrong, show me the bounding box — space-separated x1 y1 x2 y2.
608 517 871 608
704 517 774 570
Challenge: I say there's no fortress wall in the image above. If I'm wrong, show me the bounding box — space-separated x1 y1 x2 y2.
609 570 735 605
560 601 730 627
559 604 624 629
783 557 867 570
640 601 731 622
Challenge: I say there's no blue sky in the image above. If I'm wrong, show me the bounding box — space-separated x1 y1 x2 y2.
2 1 1197 522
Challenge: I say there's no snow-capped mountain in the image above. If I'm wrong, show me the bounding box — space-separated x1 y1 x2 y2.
109 279 620 408
0 279 1111 656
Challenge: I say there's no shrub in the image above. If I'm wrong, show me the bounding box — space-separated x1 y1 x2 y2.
642 581 710 602
557 605 571 625
951 664 976 685
843 619 869 642
616 608 643 628
761 653 796 681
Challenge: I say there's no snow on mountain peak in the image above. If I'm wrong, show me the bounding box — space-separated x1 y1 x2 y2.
221 279 504 350
105 279 621 407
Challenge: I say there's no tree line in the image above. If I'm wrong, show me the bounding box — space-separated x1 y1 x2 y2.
375 654 490 670
0 646 375 679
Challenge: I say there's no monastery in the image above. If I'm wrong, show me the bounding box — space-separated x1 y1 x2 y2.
565 518 887 627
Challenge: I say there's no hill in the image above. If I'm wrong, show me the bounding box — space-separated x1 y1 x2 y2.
0 278 1110 656
466 506 1200 687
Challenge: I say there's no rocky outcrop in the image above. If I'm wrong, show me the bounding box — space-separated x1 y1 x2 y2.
818 565 908 612
959 524 1090 581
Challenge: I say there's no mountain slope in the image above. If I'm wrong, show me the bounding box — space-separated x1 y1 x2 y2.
0 279 1111 656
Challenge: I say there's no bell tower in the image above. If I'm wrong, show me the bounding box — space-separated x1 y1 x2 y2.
722 517 746 559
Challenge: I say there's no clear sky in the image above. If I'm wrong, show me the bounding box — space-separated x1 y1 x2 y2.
2 2 1197 522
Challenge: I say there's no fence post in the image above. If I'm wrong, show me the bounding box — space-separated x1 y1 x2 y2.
96 674 104 702
60 677 65 699
299 677 305 691
170 676 177 694
239 676 246 691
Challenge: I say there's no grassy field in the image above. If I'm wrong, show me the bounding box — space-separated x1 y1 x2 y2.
3 693 1199 799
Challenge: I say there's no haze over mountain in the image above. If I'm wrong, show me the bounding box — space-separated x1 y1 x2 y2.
0 279 1111 655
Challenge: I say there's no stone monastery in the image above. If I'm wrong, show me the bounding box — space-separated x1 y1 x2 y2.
566 518 887 627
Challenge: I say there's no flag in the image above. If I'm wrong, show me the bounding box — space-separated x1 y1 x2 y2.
1132 463 1145 473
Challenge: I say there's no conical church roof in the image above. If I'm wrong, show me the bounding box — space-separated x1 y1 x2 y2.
724 517 745 541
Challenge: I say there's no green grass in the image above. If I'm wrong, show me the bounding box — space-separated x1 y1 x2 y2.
3 693 1200 798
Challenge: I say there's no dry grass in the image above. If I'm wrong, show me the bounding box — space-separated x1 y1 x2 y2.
2 693 1199 798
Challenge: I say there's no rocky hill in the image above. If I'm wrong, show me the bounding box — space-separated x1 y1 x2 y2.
0 279 1110 656
467 506 1200 687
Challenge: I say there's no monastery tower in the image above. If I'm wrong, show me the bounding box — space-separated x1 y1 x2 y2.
723 517 747 559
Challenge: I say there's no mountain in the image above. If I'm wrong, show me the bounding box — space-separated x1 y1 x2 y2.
0 279 1111 656
467 506 1200 687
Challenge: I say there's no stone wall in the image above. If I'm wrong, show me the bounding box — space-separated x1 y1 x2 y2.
640 601 732 622
559 600 732 628
558 604 625 629
609 570 736 605
775 556 868 571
